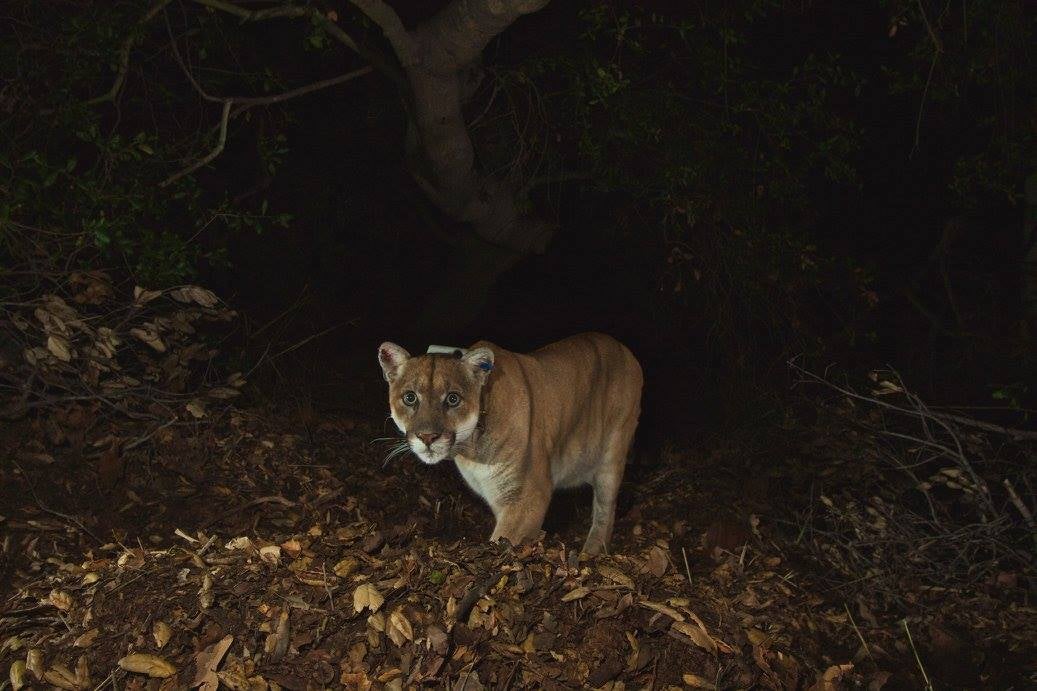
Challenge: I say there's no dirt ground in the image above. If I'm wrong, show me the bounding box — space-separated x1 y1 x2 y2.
1 397 1034 690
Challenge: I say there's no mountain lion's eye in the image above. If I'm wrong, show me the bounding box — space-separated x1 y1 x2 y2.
402 391 418 406
445 392 461 407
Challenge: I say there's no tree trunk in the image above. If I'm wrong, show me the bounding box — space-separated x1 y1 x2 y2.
351 0 552 329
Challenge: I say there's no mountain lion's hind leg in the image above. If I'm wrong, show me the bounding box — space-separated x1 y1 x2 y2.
584 428 634 556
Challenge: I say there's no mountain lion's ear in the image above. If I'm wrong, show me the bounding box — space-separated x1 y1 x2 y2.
462 347 494 382
378 342 410 383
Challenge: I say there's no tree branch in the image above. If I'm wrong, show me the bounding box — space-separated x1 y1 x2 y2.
89 0 404 111
347 0 418 66
416 0 551 71
191 0 363 53
351 0 553 253
85 0 175 105
160 62 373 187
167 14 373 106
160 100 232 188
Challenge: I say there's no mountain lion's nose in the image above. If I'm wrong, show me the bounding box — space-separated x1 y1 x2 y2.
417 432 441 447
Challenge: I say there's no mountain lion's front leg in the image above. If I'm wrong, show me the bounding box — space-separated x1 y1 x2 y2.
490 486 550 548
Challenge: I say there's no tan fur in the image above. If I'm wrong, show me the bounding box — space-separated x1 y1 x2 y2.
378 332 642 555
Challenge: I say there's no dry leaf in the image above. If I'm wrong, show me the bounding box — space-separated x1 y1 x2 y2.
225 536 252 550
192 634 233 691
561 586 590 602
387 608 414 647
426 625 449 655
25 649 43 680
46 335 72 362
259 545 281 566
280 538 303 556
809 663 854 691
186 400 206 418
74 655 90 688
129 325 166 352
597 565 635 589
48 590 73 611
153 621 172 648
672 621 717 654
682 673 718 689
73 627 99 647
217 669 250 690
198 573 214 609
333 557 358 578
119 653 177 678
353 582 384 613
647 546 669 577
133 286 163 304
638 600 684 621
264 612 290 663
43 665 78 690
367 610 386 633
746 628 772 647
452 665 484 691
9 661 27 691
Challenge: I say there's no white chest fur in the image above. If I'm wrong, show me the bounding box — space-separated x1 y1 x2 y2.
453 456 502 515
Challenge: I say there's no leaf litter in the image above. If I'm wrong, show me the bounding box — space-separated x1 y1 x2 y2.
0 398 1033 689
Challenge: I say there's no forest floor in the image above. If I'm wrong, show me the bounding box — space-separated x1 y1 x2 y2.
1 396 1034 691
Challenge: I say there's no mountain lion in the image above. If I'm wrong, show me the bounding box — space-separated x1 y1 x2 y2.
378 332 642 555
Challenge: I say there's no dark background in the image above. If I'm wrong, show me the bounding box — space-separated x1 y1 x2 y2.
2 0 1033 446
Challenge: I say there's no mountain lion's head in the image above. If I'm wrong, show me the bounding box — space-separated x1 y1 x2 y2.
378 342 494 464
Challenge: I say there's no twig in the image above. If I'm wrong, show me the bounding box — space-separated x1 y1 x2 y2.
11 459 103 544
789 359 1037 441
321 563 336 612
843 602 872 658
199 494 295 529
123 417 178 451
267 321 355 361
1003 478 1035 532
901 618 933 691
910 0 943 158
90 670 115 691
681 546 693 585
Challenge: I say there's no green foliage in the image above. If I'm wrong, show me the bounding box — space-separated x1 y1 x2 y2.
507 4 874 366
494 0 1031 375
1 2 295 289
